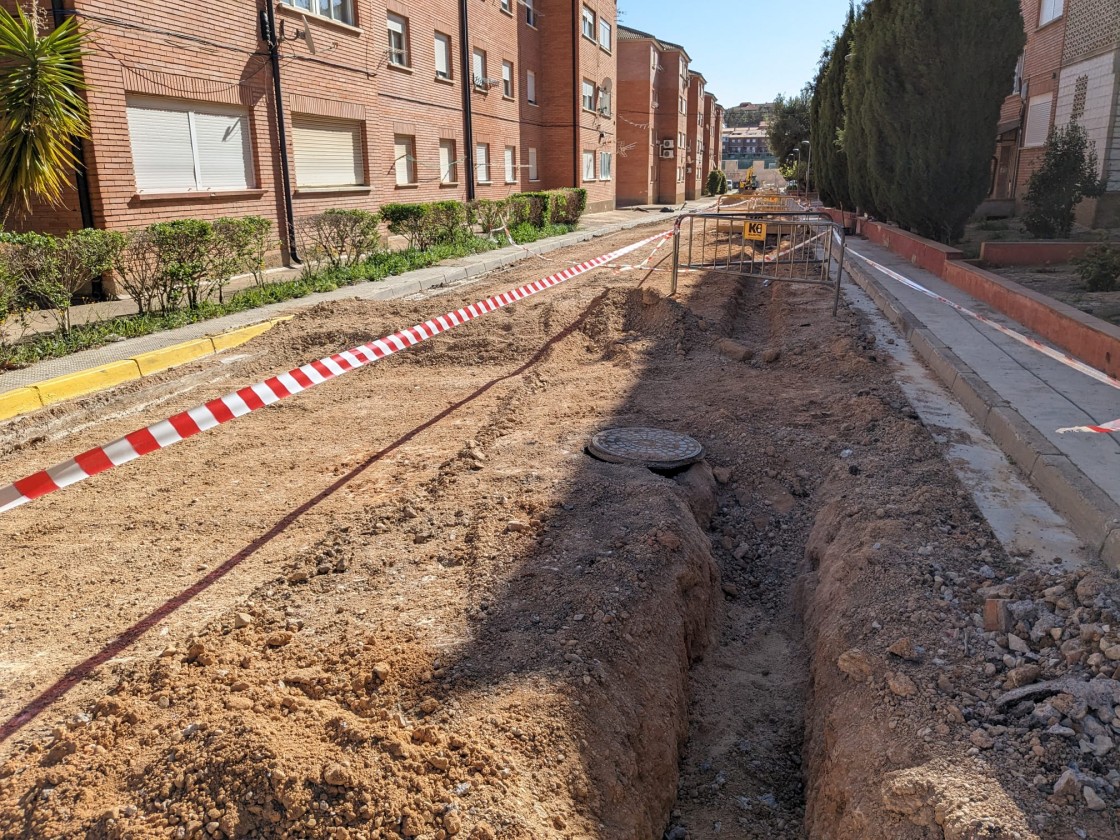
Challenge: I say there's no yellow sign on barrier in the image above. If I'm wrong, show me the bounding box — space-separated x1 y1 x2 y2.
744 221 768 241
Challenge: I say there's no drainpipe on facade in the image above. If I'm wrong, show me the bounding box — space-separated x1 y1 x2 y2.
572 0 580 191
261 1 300 264
50 0 99 293
458 0 475 200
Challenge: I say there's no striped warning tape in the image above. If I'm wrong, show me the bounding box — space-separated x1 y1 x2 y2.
848 248 1120 437
0 230 673 515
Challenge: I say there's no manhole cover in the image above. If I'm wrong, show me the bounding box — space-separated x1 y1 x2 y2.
588 427 703 470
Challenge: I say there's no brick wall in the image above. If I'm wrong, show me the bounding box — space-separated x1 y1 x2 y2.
654 50 688 205
616 40 655 206
6 0 622 245
684 73 704 200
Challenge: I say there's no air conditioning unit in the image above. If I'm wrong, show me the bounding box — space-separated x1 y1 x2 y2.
659 148 675 159
660 139 675 150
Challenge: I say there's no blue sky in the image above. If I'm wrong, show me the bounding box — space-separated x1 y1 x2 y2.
617 0 852 106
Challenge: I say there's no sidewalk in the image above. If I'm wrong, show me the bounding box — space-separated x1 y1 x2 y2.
845 239 1120 569
0 201 709 394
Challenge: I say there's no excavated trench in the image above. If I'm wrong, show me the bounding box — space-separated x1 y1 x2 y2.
0 226 1114 839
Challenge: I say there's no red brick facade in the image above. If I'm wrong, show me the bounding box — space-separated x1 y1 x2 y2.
615 25 718 207
990 0 1067 206
8 0 622 248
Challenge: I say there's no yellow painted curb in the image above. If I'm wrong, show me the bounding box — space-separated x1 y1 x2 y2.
132 338 217 377
0 387 44 422
34 359 143 405
0 317 288 422
211 320 274 351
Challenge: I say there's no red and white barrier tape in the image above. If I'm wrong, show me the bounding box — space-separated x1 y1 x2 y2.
0 230 673 515
848 249 1120 436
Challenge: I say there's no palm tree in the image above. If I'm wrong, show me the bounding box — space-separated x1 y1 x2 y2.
0 2 89 225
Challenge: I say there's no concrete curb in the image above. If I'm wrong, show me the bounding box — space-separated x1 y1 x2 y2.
0 317 290 422
845 255 1120 570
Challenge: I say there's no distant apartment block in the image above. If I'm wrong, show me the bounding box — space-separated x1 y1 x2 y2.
615 25 721 206
988 0 1119 226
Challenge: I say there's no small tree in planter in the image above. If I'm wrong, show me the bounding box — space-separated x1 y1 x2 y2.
1022 123 1107 239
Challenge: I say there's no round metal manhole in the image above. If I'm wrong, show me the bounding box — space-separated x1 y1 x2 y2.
588 427 704 470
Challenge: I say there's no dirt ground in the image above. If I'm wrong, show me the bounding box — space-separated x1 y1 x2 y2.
0 224 1118 839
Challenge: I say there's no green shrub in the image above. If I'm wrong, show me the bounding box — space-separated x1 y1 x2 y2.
115 228 164 315
706 170 723 196
509 222 574 243
468 199 508 235
148 219 215 310
212 216 273 293
1023 124 1108 240
297 208 380 270
380 203 430 250
426 200 469 245
1074 246 1120 293
548 188 587 225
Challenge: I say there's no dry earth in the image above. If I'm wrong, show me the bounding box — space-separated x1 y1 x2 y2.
0 224 1117 839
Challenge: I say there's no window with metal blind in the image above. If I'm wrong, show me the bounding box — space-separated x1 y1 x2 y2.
599 151 612 180
476 143 490 182
524 0 536 27
582 79 595 111
527 70 537 104
502 62 514 97
388 13 409 66
125 96 253 193
472 48 486 88
434 32 452 79
581 6 595 39
439 139 457 183
1023 94 1052 148
504 146 516 182
291 115 365 187
599 19 611 51
582 150 595 181
393 135 416 186
528 147 538 181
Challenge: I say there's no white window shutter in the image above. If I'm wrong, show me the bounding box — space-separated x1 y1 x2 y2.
292 116 364 187
193 109 253 190
1024 94 1052 148
126 99 197 192
528 147 538 180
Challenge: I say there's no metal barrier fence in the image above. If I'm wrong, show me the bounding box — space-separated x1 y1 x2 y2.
670 211 846 315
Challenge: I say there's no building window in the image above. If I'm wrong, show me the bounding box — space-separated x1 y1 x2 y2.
434 32 452 80
439 139 457 184
597 83 611 115
472 48 486 88
1039 0 1063 26
599 151 612 180
527 70 537 104
125 96 254 193
500 0 511 12
393 135 416 186
502 61 514 98
504 146 516 183
291 114 365 188
476 142 490 182
582 79 596 111
679 96 686 114
581 6 595 40
1023 93 1052 148
599 19 611 51
528 147 539 181
525 0 537 27
582 150 595 181
282 0 353 26
387 13 409 67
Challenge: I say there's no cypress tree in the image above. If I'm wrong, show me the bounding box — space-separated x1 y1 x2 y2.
842 0 1024 241
811 5 856 209
886 0 1024 241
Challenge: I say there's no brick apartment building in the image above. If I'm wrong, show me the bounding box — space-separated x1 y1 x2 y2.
7 0 624 256
988 0 1119 227
615 25 721 206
